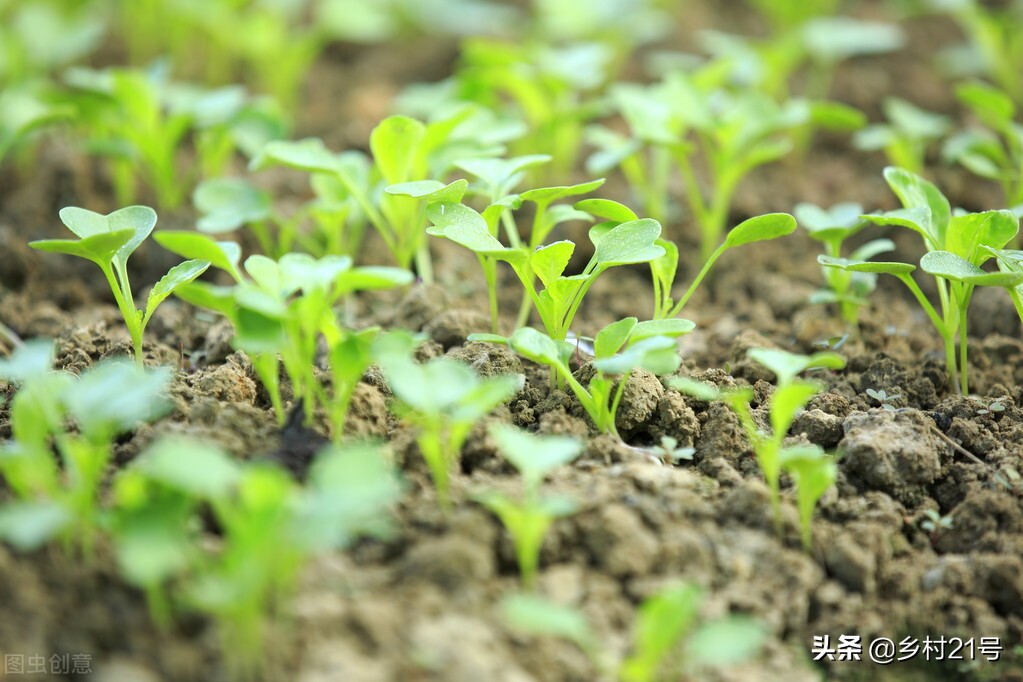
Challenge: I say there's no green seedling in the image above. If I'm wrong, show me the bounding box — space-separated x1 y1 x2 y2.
819 167 1023 394
943 82 1023 209
984 246 1023 324
919 508 954 535
587 69 850 256
474 318 691 437
500 584 764 680
854 97 951 176
653 436 695 464
379 343 523 511
645 210 799 320
475 424 582 587
0 81 71 168
251 108 499 278
161 236 412 432
671 348 845 537
30 206 210 365
427 201 664 338
977 398 1007 415
795 202 894 326
621 583 765 682
65 65 285 208
933 0 1023 103
865 387 900 411
113 437 401 675
0 1 103 86
778 444 837 550
454 39 612 182
799 17 905 101
0 341 171 557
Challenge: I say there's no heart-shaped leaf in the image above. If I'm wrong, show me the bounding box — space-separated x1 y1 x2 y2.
881 167 950 249
371 115 426 184
531 241 575 289
30 229 135 267
944 210 1019 262
593 336 679 376
57 205 157 271
723 213 797 249
490 423 582 491
593 317 637 359
748 348 846 386
193 178 270 233
594 219 665 267
509 327 570 367
573 198 638 224
426 203 521 261
920 251 1023 287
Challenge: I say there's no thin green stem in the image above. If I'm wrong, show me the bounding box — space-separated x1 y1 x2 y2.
667 244 727 318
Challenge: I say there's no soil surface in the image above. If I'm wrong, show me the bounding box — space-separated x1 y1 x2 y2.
1 2 1022 681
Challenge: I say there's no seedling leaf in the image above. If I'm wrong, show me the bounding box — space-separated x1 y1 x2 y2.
723 213 797 249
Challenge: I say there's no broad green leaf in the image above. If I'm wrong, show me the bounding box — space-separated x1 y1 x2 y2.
490 423 583 491
143 259 210 325
0 501 71 550
808 100 867 131
134 438 240 498
64 362 173 440
234 307 287 352
153 231 243 282
631 318 696 342
686 617 766 667
802 17 904 62
466 333 510 345
520 179 605 206
370 115 426 184
0 339 55 383
280 253 352 293
30 229 135 267
748 348 845 386
574 198 637 223
172 282 237 317
817 254 916 275
956 82 1015 129
58 205 157 272
244 255 289 295
509 327 569 366
667 376 721 401
650 238 678 291
385 179 468 202
795 202 864 242
193 178 270 233
500 594 594 650
882 167 950 248
594 219 664 267
621 584 701 681
593 317 637 359
452 372 524 423
593 336 679 376
455 154 551 196
723 213 796 249
250 137 340 173
944 210 1019 262
920 251 1023 287
426 203 513 258
337 266 414 292
531 241 575 288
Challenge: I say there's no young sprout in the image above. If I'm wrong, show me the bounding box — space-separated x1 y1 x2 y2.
161 239 413 433
65 66 284 208
475 318 691 437
853 98 951 177
427 202 665 339
671 348 845 537
819 167 1023 394
919 508 954 536
121 439 403 676
976 398 1007 416
865 388 900 411
620 583 766 682
778 444 837 550
934 0 1023 104
30 206 210 366
0 342 172 558
796 202 894 326
943 82 1023 210
475 424 582 587
379 342 523 511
